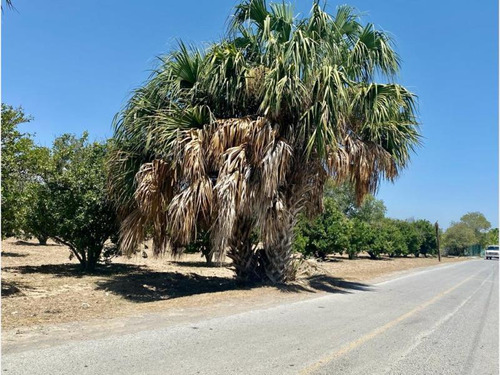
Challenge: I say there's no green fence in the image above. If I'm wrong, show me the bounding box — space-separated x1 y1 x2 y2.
464 244 483 257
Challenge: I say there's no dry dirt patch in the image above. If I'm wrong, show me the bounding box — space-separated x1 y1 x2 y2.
1 238 467 330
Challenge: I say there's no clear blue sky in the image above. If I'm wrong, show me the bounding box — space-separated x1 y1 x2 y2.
2 0 498 229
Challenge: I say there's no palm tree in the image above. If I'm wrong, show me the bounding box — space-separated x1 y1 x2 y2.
109 1 420 283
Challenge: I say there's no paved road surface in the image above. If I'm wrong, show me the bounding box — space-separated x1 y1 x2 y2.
2 259 498 375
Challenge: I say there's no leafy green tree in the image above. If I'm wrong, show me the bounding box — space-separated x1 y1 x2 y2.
414 219 437 256
459 212 491 248
386 219 407 257
443 222 476 256
349 218 375 259
485 228 499 245
460 212 491 233
325 182 386 223
369 219 405 258
396 220 421 257
1 104 35 238
40 134 118 271
20 146 52 244
369 221 390 259
294 198 351 259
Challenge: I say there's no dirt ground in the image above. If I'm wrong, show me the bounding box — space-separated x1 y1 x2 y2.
1 238 468 330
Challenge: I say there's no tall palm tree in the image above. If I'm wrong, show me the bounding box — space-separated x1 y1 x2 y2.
109 1 420 283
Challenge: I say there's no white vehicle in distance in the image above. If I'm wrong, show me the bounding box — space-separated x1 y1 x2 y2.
484 245 499 260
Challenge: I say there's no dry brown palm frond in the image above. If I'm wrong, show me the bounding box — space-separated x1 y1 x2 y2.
211 145 251 259
208 118 251 162
258 195 288 246
134 160 172 218
298 162 328 218
180 129 208 182
208 117 272 167
258 138 292 198
127 159 175 256
327 137 397 204
167 176 213 247
245 117 276 164
119 209 149 256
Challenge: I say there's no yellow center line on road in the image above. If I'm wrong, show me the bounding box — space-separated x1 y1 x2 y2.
299 273 479 375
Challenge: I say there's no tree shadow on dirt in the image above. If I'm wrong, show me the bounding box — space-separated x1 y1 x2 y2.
3 263 371 303
95 271 241 302
1 280 33 297
323 254 394 262
2 263 146 278
170 260 232 268
276 275 371 294
13 240 60 247
95 271 371 303
1 251 28 258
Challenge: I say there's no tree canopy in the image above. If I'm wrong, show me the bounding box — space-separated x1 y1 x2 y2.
1 104 38 238
40 134 119 271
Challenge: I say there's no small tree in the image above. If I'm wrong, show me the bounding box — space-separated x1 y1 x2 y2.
1 104 34 238
385 219 407 257
486 228 499 245
414 219 437 257
369 219 404 258
349 219 375 259
294 198 351 260
41 134 118 271
369 221 389 259
397 220 421 257
326 182 387 223
22 146 52 244
443 222 476 256
459 212 491 248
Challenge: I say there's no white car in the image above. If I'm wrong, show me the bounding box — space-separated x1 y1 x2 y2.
484 245 499 260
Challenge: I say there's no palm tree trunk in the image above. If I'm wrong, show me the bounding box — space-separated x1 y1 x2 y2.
202 246 213 265
227 217 257 282
261 215 296 283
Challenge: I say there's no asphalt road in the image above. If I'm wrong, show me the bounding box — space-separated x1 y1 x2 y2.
2 259 498 375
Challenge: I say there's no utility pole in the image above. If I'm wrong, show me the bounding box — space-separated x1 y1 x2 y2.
435 221 441 262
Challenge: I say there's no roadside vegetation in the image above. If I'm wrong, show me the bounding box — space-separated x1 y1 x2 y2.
1 1 497 329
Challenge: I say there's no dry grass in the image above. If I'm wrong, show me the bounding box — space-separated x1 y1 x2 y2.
1 238 468 330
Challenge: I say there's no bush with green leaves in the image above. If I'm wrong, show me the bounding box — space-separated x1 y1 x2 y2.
294 198 351 259
348 218 375 259
485 228 499 245
443 222 477 256
413 219 437 256
394 220 420 257
1 104 35 238
325 182 387 223
442 212 492 255
34 133 118 271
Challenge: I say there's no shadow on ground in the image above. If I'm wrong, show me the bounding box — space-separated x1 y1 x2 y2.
1 251 28 258
322 254 394 262
93 269 371 302
95 271 241 302
2 263 145 278
1 280 33 297
12 240 60 247
3 262 371 302
170 260 232 268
